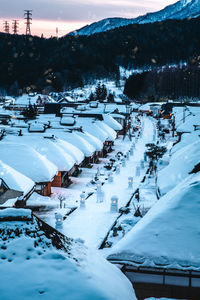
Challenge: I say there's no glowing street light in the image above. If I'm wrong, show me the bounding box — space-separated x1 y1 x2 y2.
55 213 63 228
110 195 118 212
128 177 133 189
80 192 86 208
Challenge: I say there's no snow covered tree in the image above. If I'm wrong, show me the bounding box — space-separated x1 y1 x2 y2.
145 143 167 174
145 143 167 161
95 83 107 101
107 93 114 103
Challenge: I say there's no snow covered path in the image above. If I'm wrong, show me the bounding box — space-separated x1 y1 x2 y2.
50 116 155 249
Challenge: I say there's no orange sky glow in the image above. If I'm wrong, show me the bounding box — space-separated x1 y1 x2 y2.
0 19 88 37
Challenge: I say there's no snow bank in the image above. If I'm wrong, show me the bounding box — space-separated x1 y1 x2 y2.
0 214 136 300
108 173 200 271
0 160 34 195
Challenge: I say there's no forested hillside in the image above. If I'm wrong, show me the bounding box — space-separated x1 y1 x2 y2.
0 17 200 94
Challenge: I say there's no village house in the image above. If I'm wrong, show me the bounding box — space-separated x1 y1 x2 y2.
0 143 58 196
0 160 35 207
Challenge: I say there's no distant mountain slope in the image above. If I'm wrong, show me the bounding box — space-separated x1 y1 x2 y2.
69 0 200 36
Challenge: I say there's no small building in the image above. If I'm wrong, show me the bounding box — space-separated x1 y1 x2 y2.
0 143 58 196
2 135 76 189
0 161 35 207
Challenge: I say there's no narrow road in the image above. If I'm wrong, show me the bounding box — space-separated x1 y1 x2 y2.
58 116 155 248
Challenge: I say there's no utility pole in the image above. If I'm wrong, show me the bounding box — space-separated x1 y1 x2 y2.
3 21 9 34
56 27 58 38
24 10 32 35
12 20 19 34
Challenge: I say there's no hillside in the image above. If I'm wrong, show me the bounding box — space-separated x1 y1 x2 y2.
0 17 200 93
69 0 200 36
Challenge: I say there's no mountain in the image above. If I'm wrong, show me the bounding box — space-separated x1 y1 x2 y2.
69 0 200 36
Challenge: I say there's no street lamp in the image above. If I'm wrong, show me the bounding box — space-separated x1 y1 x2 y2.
55 213 63 228
80 192 86 208
128 177 133 189
122 158 126 167
136 166 140 177
130 147 134 156
108 171 113 183
140 160 144 169
126 151 130 160
110 196 118 212
116 164 120 174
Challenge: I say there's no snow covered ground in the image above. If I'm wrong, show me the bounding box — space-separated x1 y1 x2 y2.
0 208 136 300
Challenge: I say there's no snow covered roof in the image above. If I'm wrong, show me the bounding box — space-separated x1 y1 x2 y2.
0 208 32 220
103 114 122 131
51 138 84 165
0 143 58 183
111 113 125 120
15 94 55 106
49 131 95 157
95 121 117 141
107 173 200 271
76 131 103 151
138 103 151 111
28 123 45 132
4 136 75 172
171 131 200 155
60 116 76 126
76 119 109 143
139 102 162 112
176 114 200 133
0 160 35 196
157 140 200 195
0 209 136 300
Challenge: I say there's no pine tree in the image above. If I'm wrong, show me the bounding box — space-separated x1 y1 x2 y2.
107 93 114 103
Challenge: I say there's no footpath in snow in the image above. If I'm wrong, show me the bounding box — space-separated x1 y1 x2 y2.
37 116 155 249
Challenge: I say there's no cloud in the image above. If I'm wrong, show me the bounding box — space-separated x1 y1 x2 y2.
1 0 178 22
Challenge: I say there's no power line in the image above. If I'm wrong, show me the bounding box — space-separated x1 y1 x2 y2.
24 10 32 35
12 20 19 34
3 21 9 34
